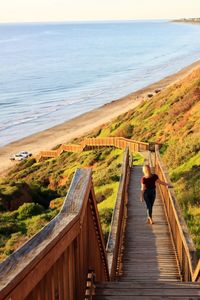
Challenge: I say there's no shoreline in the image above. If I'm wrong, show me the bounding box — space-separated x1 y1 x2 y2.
1 59 200 176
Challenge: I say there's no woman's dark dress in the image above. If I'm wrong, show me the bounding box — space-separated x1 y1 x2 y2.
141 174 158 218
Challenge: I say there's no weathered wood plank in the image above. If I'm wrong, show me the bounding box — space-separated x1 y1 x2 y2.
95 281 200 288
95 287 200 296
94 296 199 300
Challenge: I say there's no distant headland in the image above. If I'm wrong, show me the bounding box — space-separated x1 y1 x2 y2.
172 18 200 24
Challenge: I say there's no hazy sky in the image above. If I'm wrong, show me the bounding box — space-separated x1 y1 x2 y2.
0 0 200 23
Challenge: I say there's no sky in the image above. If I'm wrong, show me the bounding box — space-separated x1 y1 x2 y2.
0 0 200 23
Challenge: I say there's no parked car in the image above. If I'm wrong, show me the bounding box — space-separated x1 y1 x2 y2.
19 151 32 158
10 153 26 161
10 151 32 161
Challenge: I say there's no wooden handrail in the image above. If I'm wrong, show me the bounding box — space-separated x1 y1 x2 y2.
193 260 200 282
0 169 109 300
106 146 131 280
154 146 200 282
36 137 150 161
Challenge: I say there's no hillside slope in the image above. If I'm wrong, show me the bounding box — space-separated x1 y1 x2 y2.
89 67 200 254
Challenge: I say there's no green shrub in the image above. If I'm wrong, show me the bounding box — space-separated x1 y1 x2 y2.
0 183 22 197
0 221 20 235
23 158 36 168
99 207 113 241
0 210 19 220
159 143 168 155
111 174 120 182
29 183 59 208
17 203 44 220
4 232 27 256
0 183 24 211
26 215 48 237
95 188 113 204
99 207 113 224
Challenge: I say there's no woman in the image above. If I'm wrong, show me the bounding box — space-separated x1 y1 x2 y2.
141 165 171 224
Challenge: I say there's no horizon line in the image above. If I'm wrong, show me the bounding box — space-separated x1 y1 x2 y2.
0 18 174 25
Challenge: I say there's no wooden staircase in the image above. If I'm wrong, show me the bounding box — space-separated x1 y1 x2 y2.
0 145 199 300
122 166 180 282
93 166 200 299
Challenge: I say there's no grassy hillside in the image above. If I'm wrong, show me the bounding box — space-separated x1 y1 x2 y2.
88 67 200 255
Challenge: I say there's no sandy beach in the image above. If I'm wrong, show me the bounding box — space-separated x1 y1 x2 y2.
0 59 200 177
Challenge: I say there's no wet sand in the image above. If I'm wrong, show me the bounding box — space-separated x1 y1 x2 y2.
1 60 200 177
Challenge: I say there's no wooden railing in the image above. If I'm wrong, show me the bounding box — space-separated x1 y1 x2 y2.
84 137 149 152
154 146 200 282
36 137 149 160
106 146 131 280
0 169 109 300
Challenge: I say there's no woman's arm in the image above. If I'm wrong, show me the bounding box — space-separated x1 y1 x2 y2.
156 179 173 188
140 183 145 201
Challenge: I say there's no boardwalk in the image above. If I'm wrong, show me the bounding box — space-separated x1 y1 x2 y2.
122 165 180 282
94 166 200 299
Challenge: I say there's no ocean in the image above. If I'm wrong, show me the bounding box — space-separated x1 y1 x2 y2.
0 20 200 147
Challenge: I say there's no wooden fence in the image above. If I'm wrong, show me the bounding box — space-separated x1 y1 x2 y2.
84 137 149 152
36 137 150 161
154 146 200 282
106 146 131 280
0 169 109 300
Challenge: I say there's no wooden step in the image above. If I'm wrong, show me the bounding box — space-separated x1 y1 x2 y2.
93 281 200 300
94 296 199 300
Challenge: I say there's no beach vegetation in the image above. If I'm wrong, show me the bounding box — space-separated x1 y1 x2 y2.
17 203 45 220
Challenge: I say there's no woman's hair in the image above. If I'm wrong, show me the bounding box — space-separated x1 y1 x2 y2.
142 164 152 177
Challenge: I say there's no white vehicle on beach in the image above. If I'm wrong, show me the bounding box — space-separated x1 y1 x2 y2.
10 151 32 161
19 151 32 158
10 153 26 161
